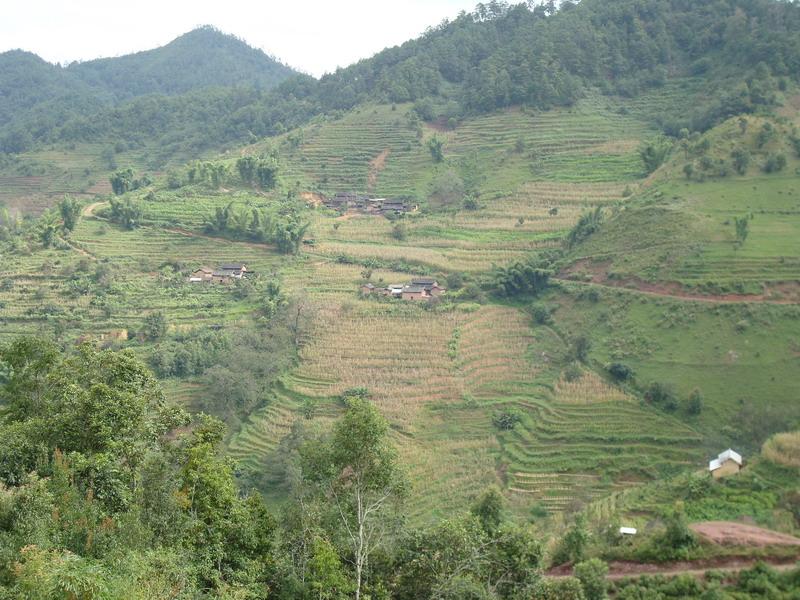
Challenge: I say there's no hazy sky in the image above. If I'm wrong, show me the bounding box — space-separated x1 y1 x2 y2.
0 0 480 76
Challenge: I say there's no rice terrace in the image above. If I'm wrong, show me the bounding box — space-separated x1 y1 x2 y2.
1 0 800 597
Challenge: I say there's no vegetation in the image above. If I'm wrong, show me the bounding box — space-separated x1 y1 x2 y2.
1 0 800 595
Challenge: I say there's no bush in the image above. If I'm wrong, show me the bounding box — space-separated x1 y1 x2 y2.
608 363 632 382
574 559 608 600
532 577 585 600
644 381 676 407
492 410 521 431
391 223 407 241
531 302 553 325
762 153 787 173
686 388 703 415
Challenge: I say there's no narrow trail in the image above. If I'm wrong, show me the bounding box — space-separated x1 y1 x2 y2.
164 227 274 250
555 277 799 305
81 200 107 217
546 556 799 581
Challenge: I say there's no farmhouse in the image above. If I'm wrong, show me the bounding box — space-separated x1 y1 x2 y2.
189 263 249 284
363 279 446 301
189 267 214 282
322 192 410 216
220 263 248 278
401 285 430 301
410 277 445 296
708 448 743 479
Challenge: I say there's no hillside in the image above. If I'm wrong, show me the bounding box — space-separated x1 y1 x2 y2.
2 90 797 524
0 0 799 596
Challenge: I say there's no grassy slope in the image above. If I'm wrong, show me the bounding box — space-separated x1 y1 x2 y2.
2 90 798 530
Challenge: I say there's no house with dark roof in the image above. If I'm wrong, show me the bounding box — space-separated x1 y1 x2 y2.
189 263 250 284
410 278 446 296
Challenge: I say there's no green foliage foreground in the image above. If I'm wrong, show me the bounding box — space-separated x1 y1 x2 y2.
2 340 795 598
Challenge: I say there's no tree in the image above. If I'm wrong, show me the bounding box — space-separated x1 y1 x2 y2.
608 363 632 381
572 336 591 363
762 153 786 173
427 135 445 162
686 388 704 415
638 137 672 174
734 215 750 244
143 311 167 341
307 538 352 600
471 486 505 535
731 148 750 175
108 196 144 229
59 196 81 232
552 515 589 565
574 559 608 600
301 397 405 600
683 163 694 180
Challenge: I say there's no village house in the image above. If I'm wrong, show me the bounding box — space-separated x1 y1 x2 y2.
410 277 445 296
322 192 410 216
401 285 430 301
708 448 743 479
189 263 250 284
363 279 446 301
189 267 214 283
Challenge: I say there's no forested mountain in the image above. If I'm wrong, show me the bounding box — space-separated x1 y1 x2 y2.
0 27 296 154
2 0 799 160
67 26 296 99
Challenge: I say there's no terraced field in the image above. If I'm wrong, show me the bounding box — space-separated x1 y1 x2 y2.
277 104 431 197
6 98 795 526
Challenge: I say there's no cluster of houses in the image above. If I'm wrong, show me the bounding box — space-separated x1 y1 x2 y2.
323 192 411 216
360 277 445 301
189 263 250 284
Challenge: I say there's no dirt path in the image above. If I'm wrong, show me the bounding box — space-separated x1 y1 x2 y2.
555 277 800 305
82 200 107 217
164 227 274 250
367 148 390 192
691 522 800 547
547 555 799 581
60 236 96 260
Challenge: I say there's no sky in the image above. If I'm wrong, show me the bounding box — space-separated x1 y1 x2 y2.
0 0 480 76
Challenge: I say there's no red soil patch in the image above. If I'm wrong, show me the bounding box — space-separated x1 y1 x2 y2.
300 191 325 206
691 522 800 548
547 555 799 581
367 148 390 192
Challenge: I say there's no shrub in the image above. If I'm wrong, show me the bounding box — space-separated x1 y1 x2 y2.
532 577 585 600
551 515 589 566
492 410 521 431
572 336 591 363
644 382 676 407
531 302 553 325
762 431 800 468
391 223 407 241
608 363 632 382
762 153 787 173
731 147 750 174
686 388 704 415
574 559 608 600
